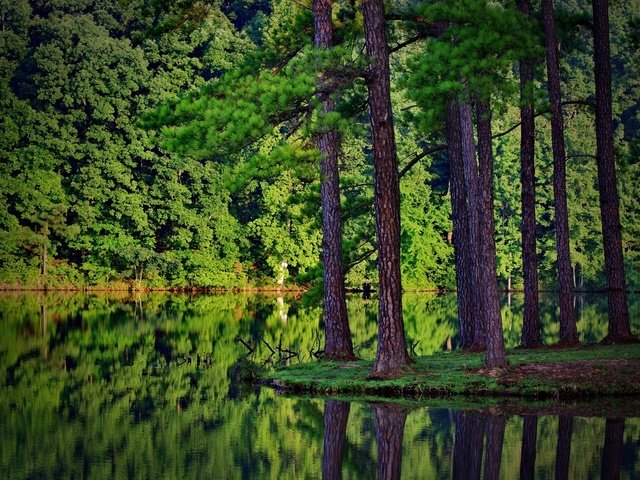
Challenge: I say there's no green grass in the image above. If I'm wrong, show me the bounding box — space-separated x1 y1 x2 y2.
265 344 640 399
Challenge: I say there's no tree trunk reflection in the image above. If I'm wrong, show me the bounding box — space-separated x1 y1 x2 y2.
373 404 408 480
519 415 538 480
484 415 506 480
322 400 350 480
555 416 573 480
601 418 625 480
452 411 485 480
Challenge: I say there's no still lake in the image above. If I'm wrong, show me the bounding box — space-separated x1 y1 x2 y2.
1 291 639 479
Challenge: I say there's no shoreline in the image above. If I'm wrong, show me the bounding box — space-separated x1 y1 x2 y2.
264 344 640 400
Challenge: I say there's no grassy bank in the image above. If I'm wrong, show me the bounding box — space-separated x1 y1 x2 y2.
266 344 640 399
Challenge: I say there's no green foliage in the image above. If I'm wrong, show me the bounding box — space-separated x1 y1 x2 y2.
404 0 542 132
1 292 640 478
0 0 638 292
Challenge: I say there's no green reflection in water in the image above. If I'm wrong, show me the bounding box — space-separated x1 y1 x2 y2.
1 292 639 479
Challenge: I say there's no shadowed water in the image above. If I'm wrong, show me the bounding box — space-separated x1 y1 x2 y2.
1 292 639 479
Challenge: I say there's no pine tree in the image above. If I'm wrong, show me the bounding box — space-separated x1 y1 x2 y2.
362 0 411 378
476 99 507 368
445 100 475 350
313 0 356 360
541 0 579 345
459 100 486 352
591 0 638 344
517 0 543 349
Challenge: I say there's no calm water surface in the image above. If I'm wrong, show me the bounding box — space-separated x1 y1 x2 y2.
1 292 639 479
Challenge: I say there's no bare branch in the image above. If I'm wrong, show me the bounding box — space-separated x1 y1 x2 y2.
399 144 447 178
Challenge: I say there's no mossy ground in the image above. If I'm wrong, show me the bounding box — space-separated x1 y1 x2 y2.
265 344 640 399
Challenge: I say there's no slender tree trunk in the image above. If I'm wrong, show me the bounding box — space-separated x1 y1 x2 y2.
476 100 507 368
600 418 624 480
362 0 410 377
555 416 573 480
446 100 474 349
460 100 486 351
518 0 543 349
41 222 48 287
484 415 506 480
41 243 47 279
373 404 408 480
322 400 350 480
541 0 579 346
313 0 356 360
592 0 637 344
519 415 538 480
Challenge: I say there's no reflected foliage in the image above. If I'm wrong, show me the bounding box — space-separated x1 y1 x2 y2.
1 293 640 478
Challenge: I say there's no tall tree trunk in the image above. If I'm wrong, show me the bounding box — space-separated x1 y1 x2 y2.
518 0 543 349
519 415 538 480
362 0 410 377
476 100 507 368
322 400 350 480
446 100 474 349
555 416 573 480
373 404 408 480
460 100 486 351
541 0 579 346
484 415 506 480
313 0 356 360
592 0 637 344
600 418 624 480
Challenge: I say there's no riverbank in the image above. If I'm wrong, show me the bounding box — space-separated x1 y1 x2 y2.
266 344 640 399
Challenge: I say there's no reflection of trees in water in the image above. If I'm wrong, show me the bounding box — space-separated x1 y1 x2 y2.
452 412 485 480
373 404 409 480
449 411 506 480
519 415 538 480
322 401 350 480
601 418 624 480
2 293 640 478
484 415 506 480
555 416 572 480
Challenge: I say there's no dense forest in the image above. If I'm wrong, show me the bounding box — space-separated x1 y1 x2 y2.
1 0 638 293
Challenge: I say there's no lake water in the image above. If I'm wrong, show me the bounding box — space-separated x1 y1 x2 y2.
1 292 639 479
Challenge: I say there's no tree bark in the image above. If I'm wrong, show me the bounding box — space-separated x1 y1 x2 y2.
460 100 486 351
600 418 624 480
476 100 507 368
591 0 637 344
362 0 410 378
373 404 408 480
519 415 538 480
313 0 356 360
322 400 350 480
483 415 506 480
554 416 573 480
446 100 474 350
541 0 579 346
517 0 543 349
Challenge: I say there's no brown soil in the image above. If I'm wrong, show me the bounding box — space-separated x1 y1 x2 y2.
481 359 640 387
